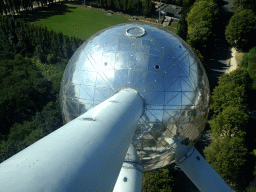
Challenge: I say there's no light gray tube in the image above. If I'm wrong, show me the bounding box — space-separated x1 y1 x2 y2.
0 88 145 192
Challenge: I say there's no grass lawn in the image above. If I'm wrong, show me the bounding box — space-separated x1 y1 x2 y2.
29 3 134 40
15 2 177 41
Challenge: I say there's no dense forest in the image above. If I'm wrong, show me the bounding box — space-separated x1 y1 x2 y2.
1 0 256 191
0 13 83 162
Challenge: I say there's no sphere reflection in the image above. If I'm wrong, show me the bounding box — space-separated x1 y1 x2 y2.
59 22 210 171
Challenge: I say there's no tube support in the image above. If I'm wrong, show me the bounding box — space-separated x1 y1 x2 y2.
0 88 144 192
113 144 143 192
177 147 233 192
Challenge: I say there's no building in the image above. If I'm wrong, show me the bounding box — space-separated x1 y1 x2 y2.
159 4 183 19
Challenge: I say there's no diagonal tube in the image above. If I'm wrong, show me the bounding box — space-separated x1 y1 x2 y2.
0 88 145 192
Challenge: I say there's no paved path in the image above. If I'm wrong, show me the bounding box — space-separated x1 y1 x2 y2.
226 47 238 74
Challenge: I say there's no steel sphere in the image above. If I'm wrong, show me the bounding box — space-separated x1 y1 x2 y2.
60 22 210 171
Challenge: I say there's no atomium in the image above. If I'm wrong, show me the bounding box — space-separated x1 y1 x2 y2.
59 22 210 171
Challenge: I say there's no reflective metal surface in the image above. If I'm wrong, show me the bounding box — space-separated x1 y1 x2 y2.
59 22 210 171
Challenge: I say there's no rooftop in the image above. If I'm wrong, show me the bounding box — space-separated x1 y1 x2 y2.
161 4 183 15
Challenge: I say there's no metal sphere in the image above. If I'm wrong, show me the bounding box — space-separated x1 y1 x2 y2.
60 22 210 171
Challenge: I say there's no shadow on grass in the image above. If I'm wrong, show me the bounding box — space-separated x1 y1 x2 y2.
8 1 77 23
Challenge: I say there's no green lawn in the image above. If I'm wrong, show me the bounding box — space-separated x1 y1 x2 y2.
30 4 134 40
16 2 177 41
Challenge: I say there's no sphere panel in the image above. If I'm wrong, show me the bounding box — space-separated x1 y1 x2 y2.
164 77 181 91
149 40 164 56
80 85 94 100
118 39 131 51
180 78 194 92
60 23 210 171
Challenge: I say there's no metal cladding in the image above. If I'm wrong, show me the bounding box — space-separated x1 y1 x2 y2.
59 22 210 171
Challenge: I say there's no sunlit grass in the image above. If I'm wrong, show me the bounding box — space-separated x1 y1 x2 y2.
33 4 133 40
31 3 177 40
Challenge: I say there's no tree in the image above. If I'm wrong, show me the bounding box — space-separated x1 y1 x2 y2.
142 168 175 192
187 0 219 31
34 43 46 62
127 0 139 13
106 0 114 9
176 0 196 40
240 46 256 90
209 105 248 139
50 32 60 59
204 136 249 187
217 67 252 93
249 149 256 179
113 0 121 10
22 128 46 146
186 0 219 53
225 9 256 52
14 20 27 55
8 120 38 142
121 0 128 11
33 99 63 135
141 0 155 16
0 98 63 163
232 0 256 13
210 68 252 115
210 81 247 114
187 21 213 51
176 12 188 40
0 54 52 135
0 139 26 163
57 31 64 58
